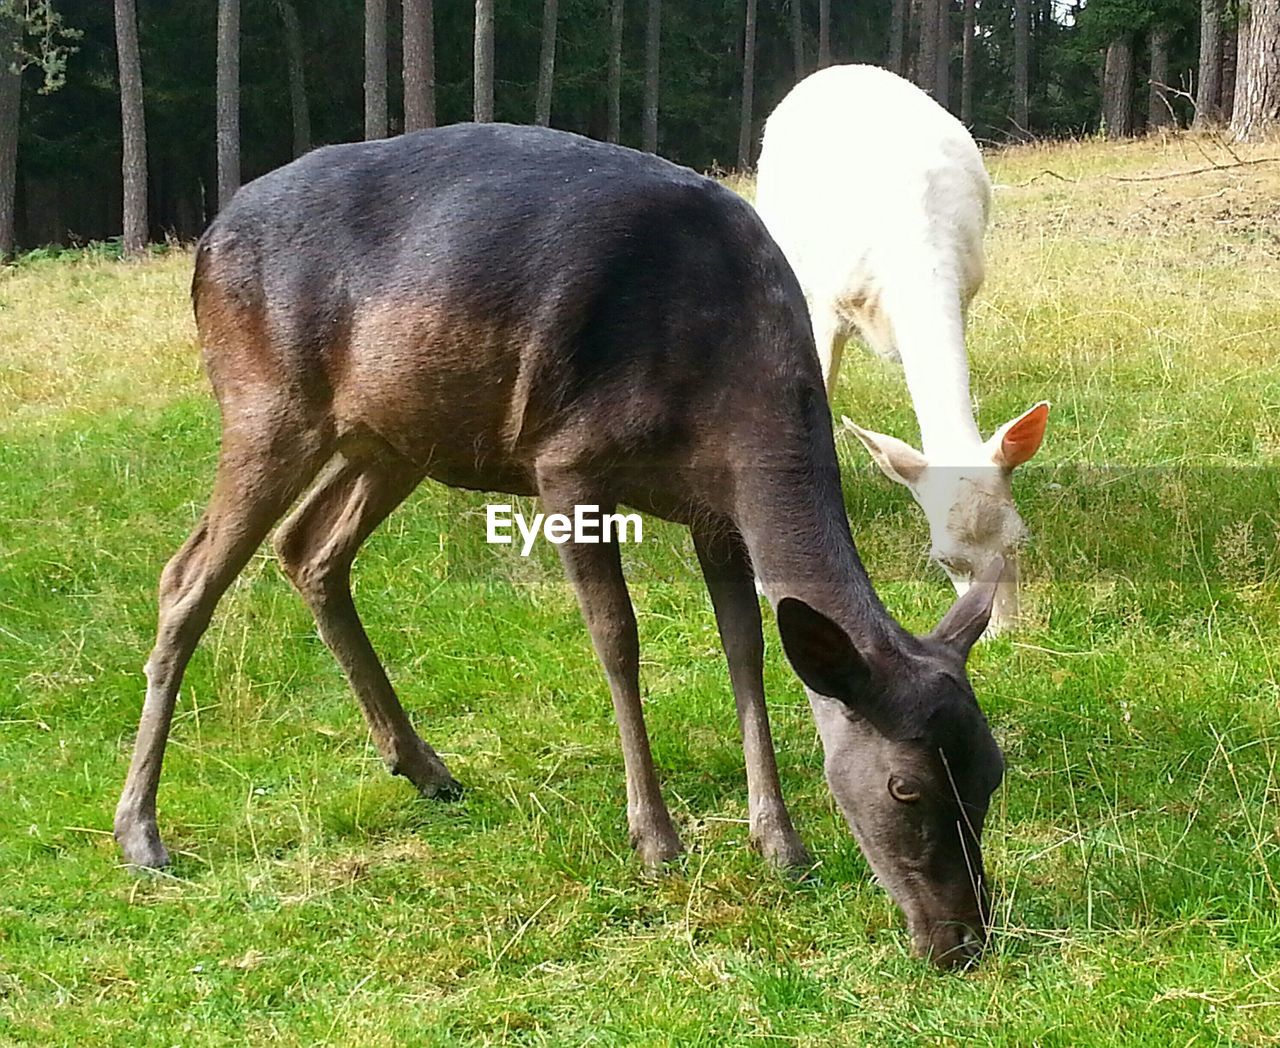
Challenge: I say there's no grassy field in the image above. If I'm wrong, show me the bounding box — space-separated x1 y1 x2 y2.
3 133 1280 1046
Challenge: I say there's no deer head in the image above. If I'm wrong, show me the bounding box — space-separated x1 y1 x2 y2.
842 402 1049 634
776 559 1006 968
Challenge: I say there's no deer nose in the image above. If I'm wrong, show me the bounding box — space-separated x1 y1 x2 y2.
953 927 985 966
931 551 968 577
921 919 987 970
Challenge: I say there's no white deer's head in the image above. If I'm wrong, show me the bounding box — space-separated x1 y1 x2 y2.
843 402 1049 634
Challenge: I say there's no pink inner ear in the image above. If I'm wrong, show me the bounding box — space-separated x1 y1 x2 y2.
1000 402 1049 468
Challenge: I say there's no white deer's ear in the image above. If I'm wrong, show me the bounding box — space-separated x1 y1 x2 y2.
841 416 928 487
988 401 1049 471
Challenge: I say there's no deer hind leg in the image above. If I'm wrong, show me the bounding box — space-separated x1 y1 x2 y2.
693 524 810 871
272 444 460 799
537 468 682 868
810 301 848 401
115 419 330 869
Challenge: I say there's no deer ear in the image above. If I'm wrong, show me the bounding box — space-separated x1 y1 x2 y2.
989 401 1049 470
777 597 873 701
930 555 1004 659
842 416 928 486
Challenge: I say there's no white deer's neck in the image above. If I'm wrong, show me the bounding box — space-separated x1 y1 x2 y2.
885 285 983 461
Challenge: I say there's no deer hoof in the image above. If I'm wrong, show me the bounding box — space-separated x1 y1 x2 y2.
631 821 684 869
115 820 171 871
421 776 465 802
755 832 812 873
751 811 811 873
390 741 462 799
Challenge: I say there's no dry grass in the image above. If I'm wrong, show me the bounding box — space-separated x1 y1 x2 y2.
0 250 199 428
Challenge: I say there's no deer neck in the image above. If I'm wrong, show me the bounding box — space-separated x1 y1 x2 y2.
887 288 983 461
729 415 907 655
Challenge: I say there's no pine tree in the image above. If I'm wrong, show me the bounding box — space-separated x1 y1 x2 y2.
0 9 20 258
535 0 558 126
1231 0 1279 139
738 0 757 168
403 0 435 131
276 0 311 154
474 0 494 121
115 0 148 252
365 0 387 138
643 0 660 151
216 0 240 207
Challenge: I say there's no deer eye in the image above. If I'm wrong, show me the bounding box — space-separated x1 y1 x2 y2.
933 552 968 576
888 775 922 803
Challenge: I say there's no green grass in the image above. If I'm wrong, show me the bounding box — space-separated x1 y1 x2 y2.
3 133 1280 1045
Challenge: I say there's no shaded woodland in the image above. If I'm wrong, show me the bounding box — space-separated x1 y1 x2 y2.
0 0 1274 253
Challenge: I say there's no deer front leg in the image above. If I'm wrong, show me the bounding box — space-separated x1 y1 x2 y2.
694 525 810 871
810 301 848 401
538 474 682 868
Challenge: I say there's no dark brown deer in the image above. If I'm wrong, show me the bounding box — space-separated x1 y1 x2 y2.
114 124 1005 969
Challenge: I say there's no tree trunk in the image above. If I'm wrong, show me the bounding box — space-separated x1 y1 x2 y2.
474 0 494 121
1102 36 1134 138
905 0 919 83
793 0 806 81
1221 23 1238 121
1148 24 1172 129
1234 0 1251 121
607 0 624 143
917 0 937 94
1013 0 1030 132
887 0 906 75
216 0 239 210
1231 0 1279 141
643 0 660 152
1195 0 1223 125
364 0 387 137
276 0 311 155
0 11 20 259
403 0 435 131
935 0 950 109
818 0 830 68
535 0 558 126
738 0 757 169
960 0 975 123
115 0 147 253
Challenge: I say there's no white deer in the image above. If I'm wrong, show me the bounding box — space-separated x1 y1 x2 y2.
754 63 1048 633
